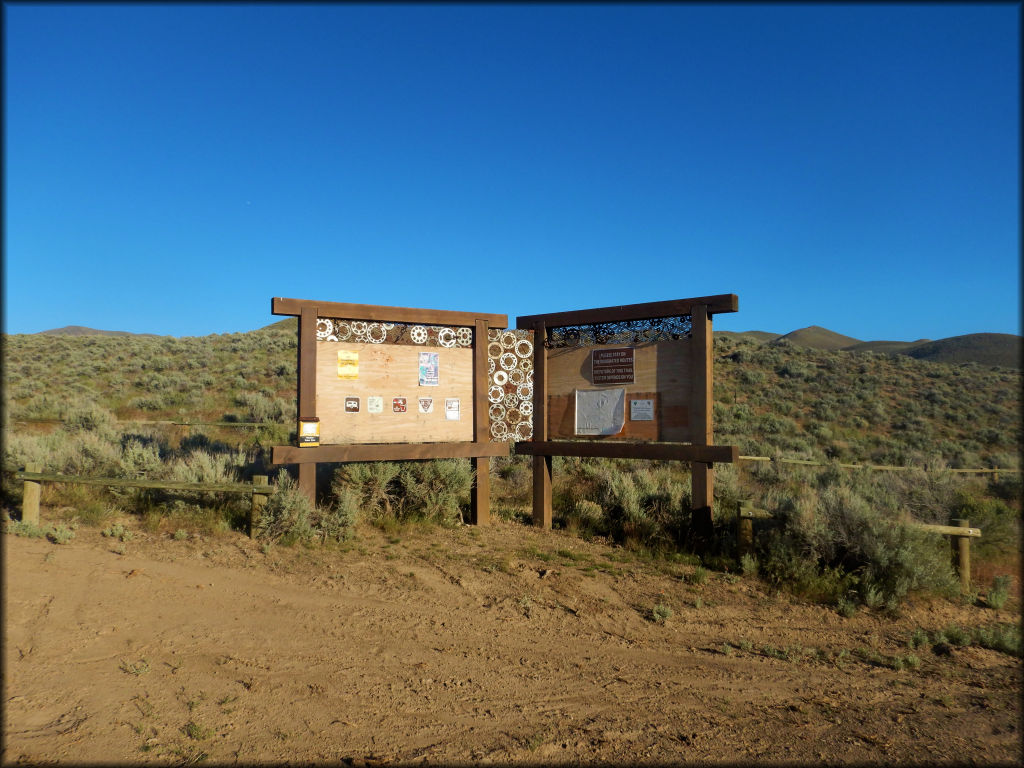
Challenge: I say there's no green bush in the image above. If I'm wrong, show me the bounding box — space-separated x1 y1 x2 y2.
253 470 316 545
758 482 958 608
986 575 1012 610
331 459 472 526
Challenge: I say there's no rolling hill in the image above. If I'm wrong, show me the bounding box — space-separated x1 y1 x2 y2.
38 326 160 338
775 326 862 350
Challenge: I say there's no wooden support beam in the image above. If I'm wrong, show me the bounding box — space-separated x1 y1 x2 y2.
272 297 506 328
470 318 491 526
532 321 552 529
22 463 41 525
515 441 737 463
297 305 318 503
952 518 972 593
516 294 738 330
272 441 509 464
250 475 269 538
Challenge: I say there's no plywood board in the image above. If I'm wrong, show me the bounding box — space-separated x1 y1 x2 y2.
545 341 691 441
316 341 474 444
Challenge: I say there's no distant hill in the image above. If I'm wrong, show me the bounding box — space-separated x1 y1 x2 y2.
776 326 862 350
38 326 160 338
715 330 781 343
903 333 1021 369
722 326 1020 369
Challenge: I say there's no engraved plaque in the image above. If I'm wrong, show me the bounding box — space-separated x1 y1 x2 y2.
592 348 634 385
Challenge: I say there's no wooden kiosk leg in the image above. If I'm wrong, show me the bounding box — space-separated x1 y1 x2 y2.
533 455 552 529
298 462 316 505
690 461 714 541
470 457 490 525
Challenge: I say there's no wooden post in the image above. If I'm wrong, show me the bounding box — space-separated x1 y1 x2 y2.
993 467 999 483
250 475 269 538
470 319 491 525
532 321 552 529
689 305 714 541
952 518 971 592
297 305 318 504
737 500 753 558
22 463 41 526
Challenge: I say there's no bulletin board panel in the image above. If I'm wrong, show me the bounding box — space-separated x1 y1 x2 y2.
316 341 474 444
545 341 691 442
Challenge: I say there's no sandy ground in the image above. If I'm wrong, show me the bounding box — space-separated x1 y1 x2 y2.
3 517 1021 766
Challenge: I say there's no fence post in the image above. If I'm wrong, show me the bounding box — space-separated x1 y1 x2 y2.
250 475 269 539
993 466 999 483
22 463 42 526
737 500 754 558
951 518 971 593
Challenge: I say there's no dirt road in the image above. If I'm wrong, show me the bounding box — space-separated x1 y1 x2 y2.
4 519 1020 765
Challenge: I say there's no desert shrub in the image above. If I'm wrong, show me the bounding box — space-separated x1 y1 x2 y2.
61 401 117 440
949 488 1019 561
234 392 292 423
331 459 472 526
315 487 359 542
575 459 690 551
758 483 958 608
253 469 316 545
986 575 1012 610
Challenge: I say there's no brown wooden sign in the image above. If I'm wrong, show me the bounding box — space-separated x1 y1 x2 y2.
514 293 738 533
269 297 509 525
591 347 635 384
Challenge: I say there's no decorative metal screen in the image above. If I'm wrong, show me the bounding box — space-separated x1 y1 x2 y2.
314 318 474 348
485 328 534 442
545 315 692 348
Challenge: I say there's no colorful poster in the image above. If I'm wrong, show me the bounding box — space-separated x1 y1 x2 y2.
418 351 439 386
337 350 359 380
418 397 434 414
445 398 460 421
393 397 407 413
344 397 360 413
367 396 384 414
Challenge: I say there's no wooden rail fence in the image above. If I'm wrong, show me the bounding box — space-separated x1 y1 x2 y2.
738 455 1013 480
736 500 981 591
14 464 274 538
10 420 1019 480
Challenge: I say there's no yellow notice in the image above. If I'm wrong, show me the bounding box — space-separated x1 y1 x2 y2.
337 350 359 379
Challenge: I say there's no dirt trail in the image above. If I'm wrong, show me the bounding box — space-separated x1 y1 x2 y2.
3 519 1020 765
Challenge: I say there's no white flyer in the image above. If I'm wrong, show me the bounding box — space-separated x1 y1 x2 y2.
575 388 625 436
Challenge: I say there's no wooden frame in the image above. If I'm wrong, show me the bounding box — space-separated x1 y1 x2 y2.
270 298 509 524
514 294 738 532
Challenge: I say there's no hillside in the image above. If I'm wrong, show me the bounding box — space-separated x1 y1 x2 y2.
905 333 1021 369
2 323 1019 471
38 325 160 337
776 326 862 350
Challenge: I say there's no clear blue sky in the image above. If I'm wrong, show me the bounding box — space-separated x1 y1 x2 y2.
4 3 1020 340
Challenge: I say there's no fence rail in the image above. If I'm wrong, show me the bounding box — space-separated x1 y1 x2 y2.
14 464 273 538
736 500 981 591
13 418 274 428
738 455 1014 478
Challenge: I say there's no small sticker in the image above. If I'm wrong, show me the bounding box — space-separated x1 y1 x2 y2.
418 351 440 386
393 397 407 413
630 399 654 421
367 396 384 414
418 397 434 414
445 398 460 421
337 350 359 380
344 397 360 413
